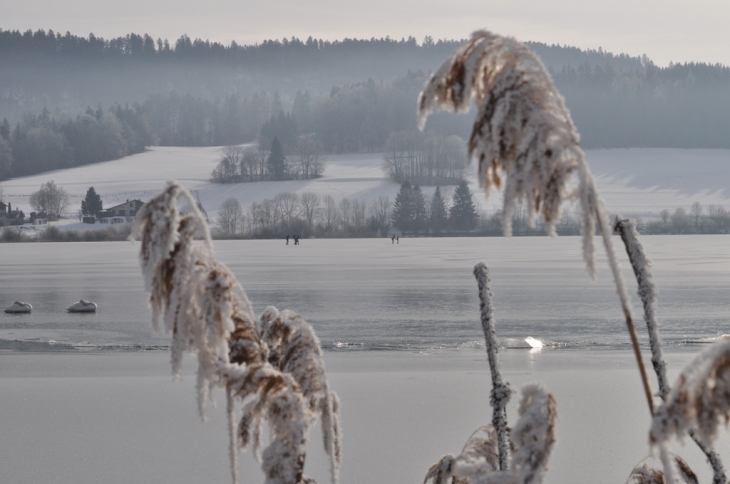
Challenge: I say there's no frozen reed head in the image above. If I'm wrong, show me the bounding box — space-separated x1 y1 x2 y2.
627 455 698 484
424 383 556 484
259 306 343 484
424 425 500 484
418 31 604 276
651 338 730 448
131 181 211 289
229 363 312 484
133 183 341 484
510 383 557 484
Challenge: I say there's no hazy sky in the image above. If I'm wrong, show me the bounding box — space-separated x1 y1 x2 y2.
3 0 729 66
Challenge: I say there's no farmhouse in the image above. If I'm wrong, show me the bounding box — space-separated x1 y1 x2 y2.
98 199 144 223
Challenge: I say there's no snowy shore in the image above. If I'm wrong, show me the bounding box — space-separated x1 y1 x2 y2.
2 348 729 483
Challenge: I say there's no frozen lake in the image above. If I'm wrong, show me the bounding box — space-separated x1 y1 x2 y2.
0 235 728 352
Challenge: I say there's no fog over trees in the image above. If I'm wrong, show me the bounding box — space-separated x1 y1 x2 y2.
1 28 729 180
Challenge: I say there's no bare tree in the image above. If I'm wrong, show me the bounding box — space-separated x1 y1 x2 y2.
29 180 70 216
240 146 260 182
299 192 321 232
382 131 465 185
211 145 244 183
660 209 671 226
339 198 352 232
294 134 326 179
368 196 391 236
350 199 367 234
690 202 703 233
217 197 244 235
275 192 300 231
321 195 339 233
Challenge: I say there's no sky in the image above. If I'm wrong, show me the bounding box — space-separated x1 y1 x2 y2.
2 0 729 66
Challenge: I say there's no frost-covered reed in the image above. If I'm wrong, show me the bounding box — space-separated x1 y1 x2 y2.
474 262 511 470
131 182 341 484
615 216 726 483
422 264 557 484
628 455 698 484
417 29 655 417
425 383 556 484
651 338 730 451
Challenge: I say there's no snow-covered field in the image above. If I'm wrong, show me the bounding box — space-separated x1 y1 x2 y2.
0 146 728 230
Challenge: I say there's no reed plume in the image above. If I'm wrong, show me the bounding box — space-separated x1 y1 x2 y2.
418 29 655 417
651 338 730 448
424 383 556 484
132 181 341 484
628 455 698 484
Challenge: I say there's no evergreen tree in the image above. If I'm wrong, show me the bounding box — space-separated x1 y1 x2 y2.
391 180 414 234
0 118 10 141
81 186 103 216
449 180 478 231
267 136 287 180
412 184 428 234
429 186 448 234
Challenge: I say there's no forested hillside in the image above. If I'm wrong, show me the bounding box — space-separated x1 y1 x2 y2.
1 28 729 180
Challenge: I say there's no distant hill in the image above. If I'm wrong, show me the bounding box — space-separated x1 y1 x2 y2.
1 28 730 178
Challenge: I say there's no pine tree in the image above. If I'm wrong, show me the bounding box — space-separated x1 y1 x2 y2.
429 186 448 234
0 118 10 141
391 181 414 234
81 186 103 216
412 185 428 234
449 180 478 231
267 136 287 180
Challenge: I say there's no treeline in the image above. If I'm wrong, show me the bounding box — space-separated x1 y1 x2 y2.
211 138 325 183
0 224 131 243
382 130 466 185
2 30 730 179
0 105 154 178
640 203 730 235
213 180 481 239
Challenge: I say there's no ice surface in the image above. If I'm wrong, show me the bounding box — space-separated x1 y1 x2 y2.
0 235 727 352
1 350 730 484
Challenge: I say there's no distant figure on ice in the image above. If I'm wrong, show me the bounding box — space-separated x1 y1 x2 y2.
294 235 300 245
391 235 395 244
286 235 290 245
396 236 399 244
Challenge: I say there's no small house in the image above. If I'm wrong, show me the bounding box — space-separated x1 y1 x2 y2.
97 199 144 223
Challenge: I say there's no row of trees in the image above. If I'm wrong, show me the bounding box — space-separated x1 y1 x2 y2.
4 55 730 180
215 188 730 239
213 180 480 238
210 136 325 183
382 131 466 185
0 105 154 179
217 192 391 238
642 203 730 234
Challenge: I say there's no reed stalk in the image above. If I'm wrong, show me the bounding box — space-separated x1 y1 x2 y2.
615 217 726 484
473 262 511 471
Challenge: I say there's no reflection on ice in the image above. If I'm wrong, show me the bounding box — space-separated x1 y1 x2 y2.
525 336 544 349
